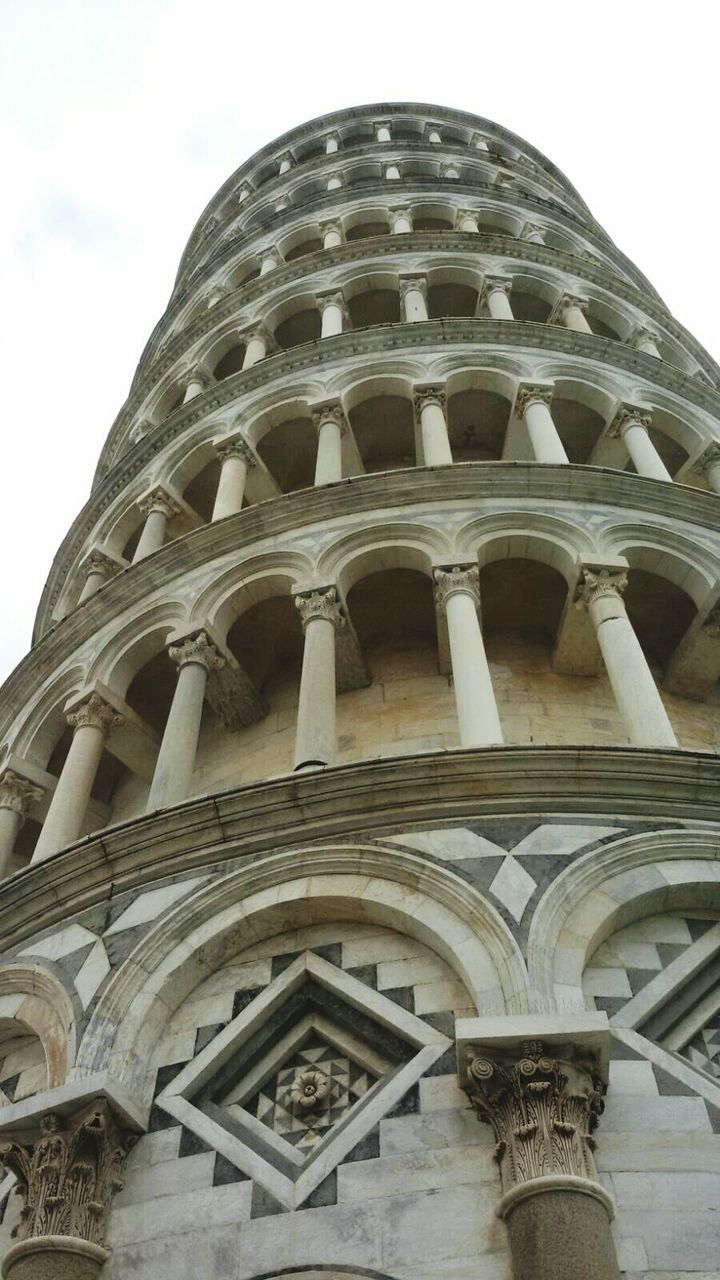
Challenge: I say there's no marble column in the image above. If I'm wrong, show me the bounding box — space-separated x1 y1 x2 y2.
206 285 227 309
480 276 514 320
631 327 662 357
576 568 677 747
400 275 429 322
0 770 44 877
318 290 348 338
414 386 453 465
33 694 123 862
464 1038 620 1280
182 368 210 403
320 219 343 248
133 487 181 563
425 127 442 143
434 566 503 747
608 405 671 481
376 123 391 142
278 152 293 175
441 162 460 180
455 209 479 233
212 437 256 520
516 384 568 464
293 588 344 769
147 632 225 811
389 209 413 234
521 221 545 244
694 443 720 495
550 294 592 333
242 326 271 369
312 402 347 484
77 551 117 604
327 173 343 191
385 163 401 180
471 132 490 151
260 248 282 275
324 132 340 154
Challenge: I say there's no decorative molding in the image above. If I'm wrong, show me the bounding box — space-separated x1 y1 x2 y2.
66 694 124 737
0 770 44 819
168 630 226 673
574 567 628 610
294 586 345 630
433 564 480 610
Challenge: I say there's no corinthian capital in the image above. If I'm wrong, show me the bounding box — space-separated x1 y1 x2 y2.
693 442 720 477
168 631 226 673
215 435 257 467
515 383 554 417
66 694 123 736
607 403 652 438
574 567 628 611
138 486 182 520
464 1039 606 1197
0 770 44 818
549 293 588 324
81 550 117 582
0 1101 135 1255
294 587 345 630
317 289 348 318
433 564 480 611
413 384 446 417
311 400 347 434
480 275 512 304
399 275 428 301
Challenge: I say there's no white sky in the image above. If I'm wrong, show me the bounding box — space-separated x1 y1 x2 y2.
1 0 718 687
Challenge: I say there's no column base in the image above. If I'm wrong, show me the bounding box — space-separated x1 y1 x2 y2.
498 1177 620 1280
2 1236 109 1280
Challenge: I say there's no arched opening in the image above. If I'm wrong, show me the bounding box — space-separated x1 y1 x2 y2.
213 344 246 381
511 289 553 324
623 569 696 672
182 457 222 522
0 1019 48 1105
551 395 607 464
255 416 316 492
347 289 400 329
285 236 322 261
348 395 415 473
274 308 321 350
345 219 389 242
447 387 511 461
427 282 477 318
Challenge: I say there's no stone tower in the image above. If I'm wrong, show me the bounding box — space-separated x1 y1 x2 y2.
0 104 718 1280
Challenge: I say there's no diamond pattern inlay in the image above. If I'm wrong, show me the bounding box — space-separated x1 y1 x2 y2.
248 1035 375 1152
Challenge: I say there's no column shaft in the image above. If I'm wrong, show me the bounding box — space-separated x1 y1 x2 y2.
561 304 591 333
486 287 514 320
458 213 479 232
322 225 342 248
212 454 248 521
705 460 720 495
0 809 22 876
33 696 121 861
243 334 267 368
315 419 343 484
133 507 168 562
523 398 568 464
446 591 503 745
320 300 344 337
402 283 428 321
622 422 671 481
294 615 337 768
77 568 107 603
147 660 208 810
416 396 453 466
183 377 205 403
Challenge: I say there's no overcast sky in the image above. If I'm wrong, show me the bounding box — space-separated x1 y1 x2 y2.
1 0 718 687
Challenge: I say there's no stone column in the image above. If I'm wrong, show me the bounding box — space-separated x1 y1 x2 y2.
278 152 293 175
242 326 271 369
425 126 442 143
694 443 720 495
608 405 671 481
516 385 568 464
389 208 413 234
575 568 677 747
133 487 181 563
325 132 340 154
320 219 343 248
400 275 429 322
293 589 344 769
480 276 514 320
376 122 392 142
0 1100 136 1280
520 221 545 244
414 386 453 466
206 284 227 309
434 566 503 747
631 326 662 357
384 163 401 180
464 1038 620 1280
77 551 117 604
212 438 256 521
455 209 480 233
260 248 282 275
182 367 210 403
441 162 460 180
550 294 592 333
147 632 225 811
0 771 43 878
327 173 343 191
33 694 123 862
471 131 490 151
318 290 348 338
312 402 347 484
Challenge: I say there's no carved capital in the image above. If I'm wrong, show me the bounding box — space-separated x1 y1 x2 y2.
311 401 347 435
607 404 652 439
0 770 44 818
294 587 345 630
260 247 283 268
631 326 660 350
464 1039 606 1197
317 290 348 317
243 323 273 351
388 209 412 231
319 219 343 240
440 162 461 179
520 221 544 241
693 443 720 477
574 568 628 611
414 385 446 417
181 365 212 392
549 293 589 324
138 486 181 520
81 551 116 582
399 275 427 300
236 182 253 203
433 564 480 611
1 1100 135 1250
215 436 257 467
129 418 153 444
480 275 512 303
168 631 226 673
515 384 554 417
455 208 478 229
66 694 123 736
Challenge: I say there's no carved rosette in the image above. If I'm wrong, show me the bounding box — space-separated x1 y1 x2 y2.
215 437 257 467
168 631 226 673
413 386 446 418
607 404 652 439
515 384 554 417
289 1068 330 1111
464 1040 606 1197
294 588 345 631
0 771 44 819
66 695 124 737
574 568 628 611
433 565 480 611
0 1102 135 1250
138 487 181 520
311 402 347 435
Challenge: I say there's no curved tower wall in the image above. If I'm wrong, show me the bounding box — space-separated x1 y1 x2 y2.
0 104 718 1280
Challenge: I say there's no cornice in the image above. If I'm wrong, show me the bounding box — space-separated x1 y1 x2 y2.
113 238 716 455
0 746 717 955
23 458 720 676
175 103 592 277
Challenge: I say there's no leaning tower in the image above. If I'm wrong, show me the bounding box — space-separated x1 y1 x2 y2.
0 102 718 1280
